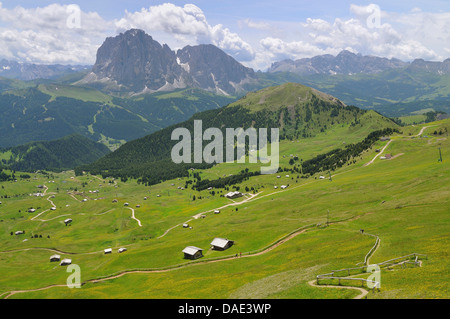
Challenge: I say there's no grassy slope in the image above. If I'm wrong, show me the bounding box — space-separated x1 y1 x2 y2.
0 119 448 299
37 84 113 103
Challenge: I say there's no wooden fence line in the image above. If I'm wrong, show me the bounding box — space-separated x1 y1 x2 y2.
315 253 427 292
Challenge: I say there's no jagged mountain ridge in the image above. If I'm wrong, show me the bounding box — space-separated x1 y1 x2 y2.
79 29 255 96
268 50 450 75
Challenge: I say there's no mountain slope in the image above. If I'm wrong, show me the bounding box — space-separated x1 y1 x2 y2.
80 83 398 184
0 85 236 148
0 134 111 172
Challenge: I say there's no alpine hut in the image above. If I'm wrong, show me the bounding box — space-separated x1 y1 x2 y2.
60 258 72 266
210 238 234 251
50 255 61 262
182 246 203 260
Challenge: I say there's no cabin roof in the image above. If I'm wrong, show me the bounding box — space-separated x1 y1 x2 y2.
182 246 202 255
210 238 232 248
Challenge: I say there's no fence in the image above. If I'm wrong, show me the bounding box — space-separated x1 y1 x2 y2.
315 253 427 292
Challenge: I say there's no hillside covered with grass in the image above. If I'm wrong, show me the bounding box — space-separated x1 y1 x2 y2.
80 83 399 185
0 117 447 299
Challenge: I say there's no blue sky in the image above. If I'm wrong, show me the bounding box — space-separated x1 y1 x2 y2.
3 0 448 20
0 1 449 69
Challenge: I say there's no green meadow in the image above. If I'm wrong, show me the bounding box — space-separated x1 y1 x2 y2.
0 119 448 299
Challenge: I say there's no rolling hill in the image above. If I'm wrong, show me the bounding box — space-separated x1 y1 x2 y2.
80 83 399 185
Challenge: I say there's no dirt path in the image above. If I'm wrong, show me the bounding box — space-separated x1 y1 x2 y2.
68 193 82 202
31 196 58 221
416 125 436 137
3 284 68 299
364 125 436 167
158 192 260 239
365 235 381 266
95 209 115 216
127 207 142 227
83 229 309 284
364 140 392 166
308 279 368 299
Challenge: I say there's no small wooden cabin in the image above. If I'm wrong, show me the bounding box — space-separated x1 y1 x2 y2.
210 238 234 251
50 255 61 262
182 246 203 260
60 258 72 266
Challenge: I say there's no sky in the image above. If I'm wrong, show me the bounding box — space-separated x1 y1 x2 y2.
0 1 449 70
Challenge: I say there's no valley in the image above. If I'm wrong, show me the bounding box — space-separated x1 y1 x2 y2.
0 117 448 299
0 13 448 303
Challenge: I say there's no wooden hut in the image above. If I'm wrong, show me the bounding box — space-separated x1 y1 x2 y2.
60 258 72 266
182 246 203 260
50 255 61 262
210 238 234 251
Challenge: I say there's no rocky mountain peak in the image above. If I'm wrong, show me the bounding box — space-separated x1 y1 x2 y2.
82 29 255 95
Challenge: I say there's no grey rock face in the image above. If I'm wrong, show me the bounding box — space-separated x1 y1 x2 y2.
91 29 189 93
86 29 254 95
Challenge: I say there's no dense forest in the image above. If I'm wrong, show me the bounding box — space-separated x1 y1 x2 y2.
0 134 111 172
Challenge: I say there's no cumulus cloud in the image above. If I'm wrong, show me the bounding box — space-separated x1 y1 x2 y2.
255 4 446 69
0 2 112 64
0 2 447 69
115 3 255 61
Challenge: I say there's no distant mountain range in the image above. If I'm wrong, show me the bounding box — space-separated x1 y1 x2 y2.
268 50 450 76
0 59 90 81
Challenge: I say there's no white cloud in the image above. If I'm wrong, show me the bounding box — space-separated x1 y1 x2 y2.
115 3 255 61
0 2 112 64
0 2 447 69
254 5 446 69
239 19 271 30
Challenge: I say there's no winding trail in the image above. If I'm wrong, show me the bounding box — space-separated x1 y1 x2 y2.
416 125 436 137
95 209 115 216
127 207 142 227
308 279 368 299
158 192 260 239
31 196 58 222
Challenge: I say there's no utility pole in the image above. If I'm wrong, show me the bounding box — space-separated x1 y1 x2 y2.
328 170 332 181
327 209 330 226
438 148 443 162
